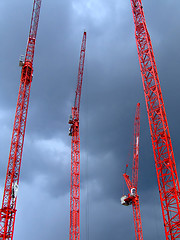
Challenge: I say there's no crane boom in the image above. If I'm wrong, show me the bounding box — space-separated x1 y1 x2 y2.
69 32 86 240
0 1 42 239
129 1 180 239
74 32 86 114
25 0 41 64
132 102 140 190
121 103 143 240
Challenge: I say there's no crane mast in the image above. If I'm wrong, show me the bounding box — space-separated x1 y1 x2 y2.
121 103 143 240
129 1 180 238
0 1 42 239
68 32 86 240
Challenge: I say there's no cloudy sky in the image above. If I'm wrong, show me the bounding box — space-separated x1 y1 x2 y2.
0 0 180 239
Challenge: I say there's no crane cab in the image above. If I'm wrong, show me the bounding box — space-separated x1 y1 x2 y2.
130 188 136 196
19 55 25 67
69 115 73 124
69 127 73 136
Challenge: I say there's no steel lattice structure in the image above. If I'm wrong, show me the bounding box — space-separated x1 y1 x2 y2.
68 32 86 240
0 1 42 239
122 103 143 240
129 0 180 239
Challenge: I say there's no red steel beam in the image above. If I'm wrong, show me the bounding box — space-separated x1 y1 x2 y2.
129 1 180 238
0 1 42 239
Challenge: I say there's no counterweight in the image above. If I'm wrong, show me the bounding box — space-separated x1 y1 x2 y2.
68 32 86 240
0 1 42 239
129 1 180 239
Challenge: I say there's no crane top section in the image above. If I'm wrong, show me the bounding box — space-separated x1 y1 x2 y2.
25 0 42 64
132 102 140 189
130 0 145 28
131 0 143 10
68 32 86 137
74 31 87 117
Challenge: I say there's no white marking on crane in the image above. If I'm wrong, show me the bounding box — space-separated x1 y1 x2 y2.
136 137 139 156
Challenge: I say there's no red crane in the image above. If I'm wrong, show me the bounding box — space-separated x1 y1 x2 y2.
121 103 143 240
0 1 42 239
68 32 86 240
129 1 180 239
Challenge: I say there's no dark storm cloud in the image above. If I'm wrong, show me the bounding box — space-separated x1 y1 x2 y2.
0 0 180 240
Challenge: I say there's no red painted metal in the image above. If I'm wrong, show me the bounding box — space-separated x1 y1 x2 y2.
132 102 140 190
0 1 42 239
68 32 86 240
132 195 143 240
123 103 143 240
129 1 180 239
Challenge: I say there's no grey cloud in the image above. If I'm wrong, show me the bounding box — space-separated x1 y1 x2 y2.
0 0 180 239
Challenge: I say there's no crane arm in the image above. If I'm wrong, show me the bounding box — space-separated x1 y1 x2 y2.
132 103 140 190
123 173 132 192
74 32 86 116
25 0 42 64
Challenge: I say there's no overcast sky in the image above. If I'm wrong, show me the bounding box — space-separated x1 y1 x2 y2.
0 0 180 239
